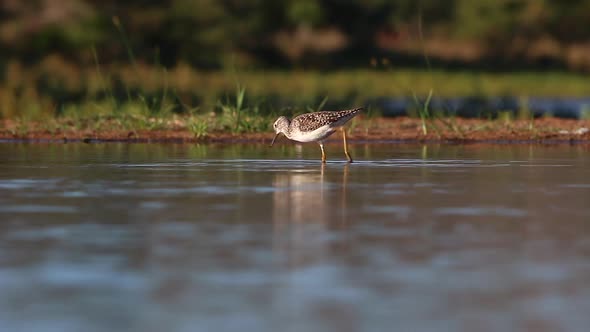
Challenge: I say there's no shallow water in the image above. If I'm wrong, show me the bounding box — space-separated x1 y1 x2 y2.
1 143 589 332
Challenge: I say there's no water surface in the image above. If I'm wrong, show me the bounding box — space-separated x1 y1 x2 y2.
1 143 589 331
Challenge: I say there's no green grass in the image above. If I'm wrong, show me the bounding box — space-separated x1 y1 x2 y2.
4 21 583 140
2 56 590 133
2 19 589 126
412 88 433 135
187 116 209 138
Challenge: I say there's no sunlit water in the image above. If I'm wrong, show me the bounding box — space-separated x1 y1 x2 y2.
1 143 589 332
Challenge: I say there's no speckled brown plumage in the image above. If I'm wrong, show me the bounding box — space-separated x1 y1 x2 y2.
270 107 363 162
291 108 363 133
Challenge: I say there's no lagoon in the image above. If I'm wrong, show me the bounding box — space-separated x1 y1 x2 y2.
1 143 589 331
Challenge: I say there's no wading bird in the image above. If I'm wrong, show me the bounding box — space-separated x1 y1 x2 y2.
270 107 363 163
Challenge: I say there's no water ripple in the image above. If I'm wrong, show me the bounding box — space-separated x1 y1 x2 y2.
0 205 77 213
436 206 528 217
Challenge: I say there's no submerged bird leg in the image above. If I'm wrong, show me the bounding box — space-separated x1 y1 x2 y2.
319 142 327 163
342 127 353 163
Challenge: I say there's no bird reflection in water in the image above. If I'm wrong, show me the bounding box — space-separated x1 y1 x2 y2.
271 164 355 329
272 164 349 225
272 164 350 265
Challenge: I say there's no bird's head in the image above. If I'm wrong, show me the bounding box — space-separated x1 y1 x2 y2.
270 116 290 146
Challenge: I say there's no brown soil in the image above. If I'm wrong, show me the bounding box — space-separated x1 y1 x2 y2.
1 117 589 143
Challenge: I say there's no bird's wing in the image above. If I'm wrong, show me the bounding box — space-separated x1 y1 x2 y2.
292 108 363 132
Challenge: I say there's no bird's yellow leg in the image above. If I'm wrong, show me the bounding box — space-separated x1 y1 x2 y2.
319 142 327 163
342 128 353 163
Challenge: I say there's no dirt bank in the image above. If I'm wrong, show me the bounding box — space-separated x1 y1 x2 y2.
1 117 589 143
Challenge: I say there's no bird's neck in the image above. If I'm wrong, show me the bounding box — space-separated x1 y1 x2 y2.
282 120 293 138
283 127 293 139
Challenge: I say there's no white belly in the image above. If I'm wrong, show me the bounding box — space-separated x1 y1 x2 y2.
288 125 336 143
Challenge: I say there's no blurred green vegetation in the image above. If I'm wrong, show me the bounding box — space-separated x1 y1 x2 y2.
2 0 590 125
4 0 590 69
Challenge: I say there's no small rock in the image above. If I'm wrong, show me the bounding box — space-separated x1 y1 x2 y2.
573 127 589 135
558 130 570 135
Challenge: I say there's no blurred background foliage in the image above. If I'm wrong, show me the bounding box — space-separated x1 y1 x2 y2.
3 0 590 70
1 0 590 122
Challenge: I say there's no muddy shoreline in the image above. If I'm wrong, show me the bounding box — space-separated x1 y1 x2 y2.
2 117 589 144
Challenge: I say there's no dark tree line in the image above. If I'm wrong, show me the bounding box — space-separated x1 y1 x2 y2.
2 0 590 69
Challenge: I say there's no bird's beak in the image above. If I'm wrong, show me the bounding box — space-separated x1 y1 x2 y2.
270 132 281 147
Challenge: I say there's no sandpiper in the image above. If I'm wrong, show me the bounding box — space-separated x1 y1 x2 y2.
270 107 363 163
